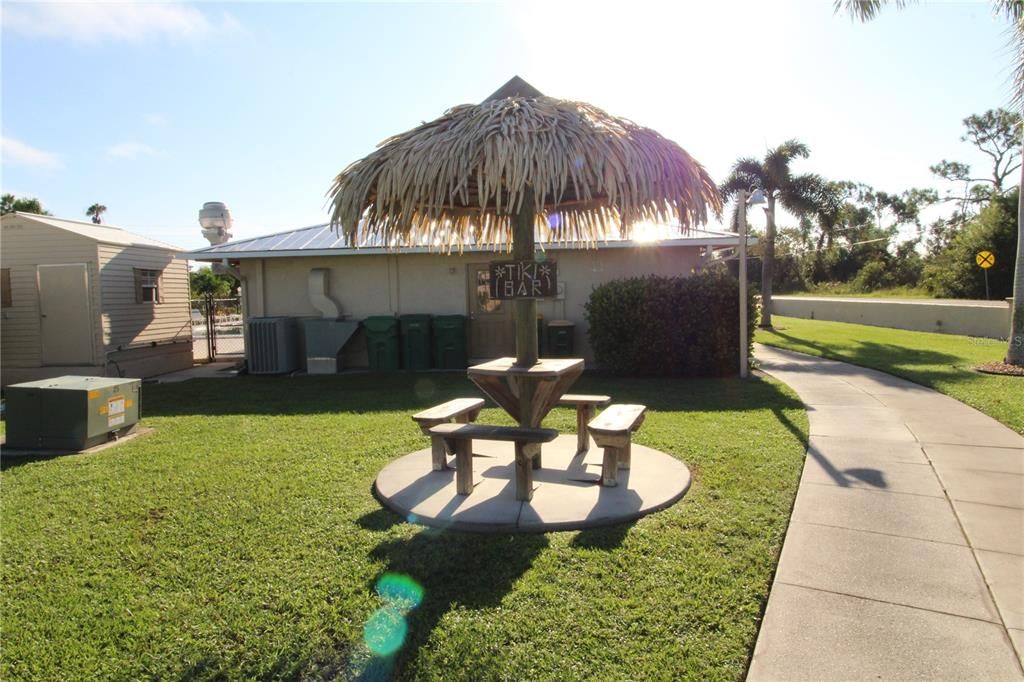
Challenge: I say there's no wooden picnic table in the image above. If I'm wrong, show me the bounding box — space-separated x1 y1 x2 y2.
466 357 584 429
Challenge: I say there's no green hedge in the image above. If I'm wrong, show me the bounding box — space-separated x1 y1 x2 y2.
584 273 756 377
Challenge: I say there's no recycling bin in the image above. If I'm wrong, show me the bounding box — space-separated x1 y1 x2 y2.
363 316 400 371
431 315 467 369
546 320 576 357
400 314 432 370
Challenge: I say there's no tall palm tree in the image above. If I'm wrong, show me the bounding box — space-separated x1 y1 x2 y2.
837 0 1024 365
721 140 826 328
86 203 107 224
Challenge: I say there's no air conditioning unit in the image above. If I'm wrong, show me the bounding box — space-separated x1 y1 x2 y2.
248 317 298 374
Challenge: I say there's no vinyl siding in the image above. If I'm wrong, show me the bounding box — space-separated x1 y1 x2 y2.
0 217 103 367
97 244 191 348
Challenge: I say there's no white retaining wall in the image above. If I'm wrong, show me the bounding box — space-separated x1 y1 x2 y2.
772 296 1012 339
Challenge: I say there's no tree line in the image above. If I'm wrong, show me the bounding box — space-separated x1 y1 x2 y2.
718 108 1021 326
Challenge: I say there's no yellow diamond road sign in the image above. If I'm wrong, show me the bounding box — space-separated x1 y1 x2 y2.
976 250 995 269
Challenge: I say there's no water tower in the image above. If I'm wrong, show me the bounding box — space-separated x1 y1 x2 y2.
198 202 233 245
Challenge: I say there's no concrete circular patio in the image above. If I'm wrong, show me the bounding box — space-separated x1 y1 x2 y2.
374 434 691 532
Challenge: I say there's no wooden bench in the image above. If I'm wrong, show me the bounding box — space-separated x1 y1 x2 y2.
428 423 558 500
411 398 485 471
557 394 612 453
587 404 647 487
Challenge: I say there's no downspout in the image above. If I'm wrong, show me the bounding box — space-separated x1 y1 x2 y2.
308 268 340 319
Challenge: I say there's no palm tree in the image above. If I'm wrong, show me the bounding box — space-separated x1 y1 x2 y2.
837 0 1024 365
86 203 107 224
721 140 826 328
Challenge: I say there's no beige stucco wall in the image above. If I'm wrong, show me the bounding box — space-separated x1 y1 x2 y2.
773 296 1012 339
238 243 704 365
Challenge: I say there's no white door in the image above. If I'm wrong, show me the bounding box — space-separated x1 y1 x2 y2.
38 264 94 366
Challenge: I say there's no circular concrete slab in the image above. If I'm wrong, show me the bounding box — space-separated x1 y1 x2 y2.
374 434 691 532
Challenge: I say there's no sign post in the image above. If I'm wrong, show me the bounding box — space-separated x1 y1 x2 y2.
976 250 995 300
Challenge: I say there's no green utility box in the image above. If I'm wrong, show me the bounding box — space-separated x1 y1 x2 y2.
363 316 400 371
5 376 141 450
399 314 433 371
546 320 576 357
431 315 467 369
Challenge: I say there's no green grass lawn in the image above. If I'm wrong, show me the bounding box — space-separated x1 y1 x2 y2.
757 316 1024 434
1 372 807 681
780 286 932 299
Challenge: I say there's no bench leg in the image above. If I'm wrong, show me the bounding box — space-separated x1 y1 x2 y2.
600 446 619 486
618 439 631 470
455 439 474 495
430 436 448 471
514 441 535 501
576 404 594 453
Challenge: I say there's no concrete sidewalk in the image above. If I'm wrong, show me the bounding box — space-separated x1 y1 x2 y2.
749 345 1024 681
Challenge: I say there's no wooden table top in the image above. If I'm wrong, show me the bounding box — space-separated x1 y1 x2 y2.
467 357 584 378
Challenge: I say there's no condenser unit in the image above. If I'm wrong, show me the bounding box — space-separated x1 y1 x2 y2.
247 317 298 374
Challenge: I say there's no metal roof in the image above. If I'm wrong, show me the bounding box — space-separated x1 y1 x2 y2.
5 212 183 251
187 222 745 261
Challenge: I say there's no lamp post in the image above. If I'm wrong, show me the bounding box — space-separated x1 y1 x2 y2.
738 189 767 379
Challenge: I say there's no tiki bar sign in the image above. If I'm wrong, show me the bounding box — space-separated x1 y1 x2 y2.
489 260 558 299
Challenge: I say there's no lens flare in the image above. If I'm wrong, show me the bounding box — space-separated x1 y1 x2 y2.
363 606 407 656
376 573 424 610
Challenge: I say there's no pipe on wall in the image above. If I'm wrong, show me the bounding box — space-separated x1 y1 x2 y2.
308 268 341 319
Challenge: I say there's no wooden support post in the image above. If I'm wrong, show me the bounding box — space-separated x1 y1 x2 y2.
512 188 538 371
532 448 542 470
576 404 593 453
514 441 535 501
430 436 447 471
618 439 631 470
601 447 619 487
455 440 474 495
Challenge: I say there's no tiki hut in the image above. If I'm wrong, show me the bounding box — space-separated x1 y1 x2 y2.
327 76 722 366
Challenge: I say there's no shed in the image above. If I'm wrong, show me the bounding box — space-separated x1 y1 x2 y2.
189 222 747 367
1 212 193 385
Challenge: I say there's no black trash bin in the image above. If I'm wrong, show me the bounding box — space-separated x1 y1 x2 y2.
400 314 432 370
431 315 467 369
363 316 400 371
546 320 576 357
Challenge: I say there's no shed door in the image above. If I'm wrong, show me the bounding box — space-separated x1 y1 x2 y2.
38 264 94 366
467 263 514 359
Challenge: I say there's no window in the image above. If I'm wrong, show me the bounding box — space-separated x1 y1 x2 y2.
134 268 162 303
1 268 10 308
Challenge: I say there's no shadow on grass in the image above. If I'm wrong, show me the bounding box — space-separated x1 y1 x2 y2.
342 529 549 679
0 451 67 471
140 371 807 419
764 331 966 389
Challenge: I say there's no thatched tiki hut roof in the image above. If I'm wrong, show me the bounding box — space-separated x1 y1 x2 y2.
327 76 722 249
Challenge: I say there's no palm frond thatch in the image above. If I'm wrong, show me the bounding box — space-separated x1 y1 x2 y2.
327 91 721 250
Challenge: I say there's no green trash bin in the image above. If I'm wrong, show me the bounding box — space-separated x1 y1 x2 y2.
431 315 467 369
546 320 576 357
400 314 433 370
363 316 400 371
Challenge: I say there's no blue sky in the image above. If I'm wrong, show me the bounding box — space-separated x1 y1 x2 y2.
1 1 1015 250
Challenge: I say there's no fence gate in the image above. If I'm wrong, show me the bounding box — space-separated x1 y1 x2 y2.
191 296 245 362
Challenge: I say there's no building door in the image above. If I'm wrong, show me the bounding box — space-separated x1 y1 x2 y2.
467 263 514 359
38 264 94 366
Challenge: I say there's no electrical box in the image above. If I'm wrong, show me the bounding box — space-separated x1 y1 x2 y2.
5 376 142 450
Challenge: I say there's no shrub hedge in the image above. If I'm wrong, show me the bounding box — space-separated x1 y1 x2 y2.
584 272 757 377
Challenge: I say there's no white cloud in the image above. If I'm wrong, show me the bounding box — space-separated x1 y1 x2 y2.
145 113 168 126
107 142 159 160
1 136 63 171
2 2 245 44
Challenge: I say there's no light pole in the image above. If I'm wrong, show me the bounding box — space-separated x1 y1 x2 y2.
738 189 766 378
